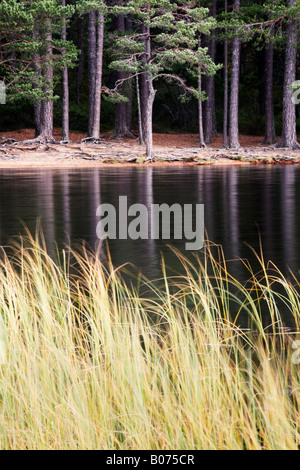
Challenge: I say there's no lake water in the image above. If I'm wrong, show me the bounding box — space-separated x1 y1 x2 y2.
0 165 299 323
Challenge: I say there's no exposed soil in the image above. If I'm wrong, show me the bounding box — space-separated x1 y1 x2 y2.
0 128 299 168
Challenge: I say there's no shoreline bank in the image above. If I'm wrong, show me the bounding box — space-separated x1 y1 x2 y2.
1 130 300 168
0 148 299 169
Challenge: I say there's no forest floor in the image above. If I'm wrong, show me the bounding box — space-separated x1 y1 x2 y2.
0 128 300 167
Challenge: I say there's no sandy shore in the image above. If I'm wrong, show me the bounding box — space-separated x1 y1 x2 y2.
0 130 300 168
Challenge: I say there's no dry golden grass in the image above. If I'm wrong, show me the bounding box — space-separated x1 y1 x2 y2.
0 231 299 449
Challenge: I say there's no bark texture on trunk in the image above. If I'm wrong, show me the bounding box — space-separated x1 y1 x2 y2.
141 22 150 142
61 0 69 142
90 10 104 139
198 35 206 148
223 0 228 147
229 0 241 149
76 16 85 104
136 70 144 144
276 0 299 149
145 80 156 159
198 75 206 148
88 11 97 137
40 100 54 142
125 14 133 131
39 19 54 142
62 65 69 142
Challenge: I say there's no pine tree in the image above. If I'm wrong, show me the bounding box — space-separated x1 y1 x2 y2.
229 0 241 149
223 0 229 147
90 9 105 139
62 0 70 143
109 0 219 158
81 1 106 140
276 0 300 149
0 0 77 142
87 10 97 137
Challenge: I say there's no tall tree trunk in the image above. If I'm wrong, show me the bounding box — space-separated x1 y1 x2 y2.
141 22 150 141
136 62 144 144
223 0 228 147
76 16 85 104
61 0 69 142
204 0 217 144
39 18 54 142
112 12 133 138
145 80 156 159
229 0 241 149
276 0 299 149
125 14 133 131
143 19 154 157
90 10 104 139
87 11 96 137
198 35 206 148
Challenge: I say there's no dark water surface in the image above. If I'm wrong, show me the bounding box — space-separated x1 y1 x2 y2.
0 165 299 322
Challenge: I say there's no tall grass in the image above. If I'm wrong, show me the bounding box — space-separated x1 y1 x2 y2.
0 231 300 449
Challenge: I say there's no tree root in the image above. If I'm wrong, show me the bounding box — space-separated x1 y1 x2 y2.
274 139 300 150
261 138 277 145
109 130 135 140
80 137 105 144
22 136 56 145
0 138 17 146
